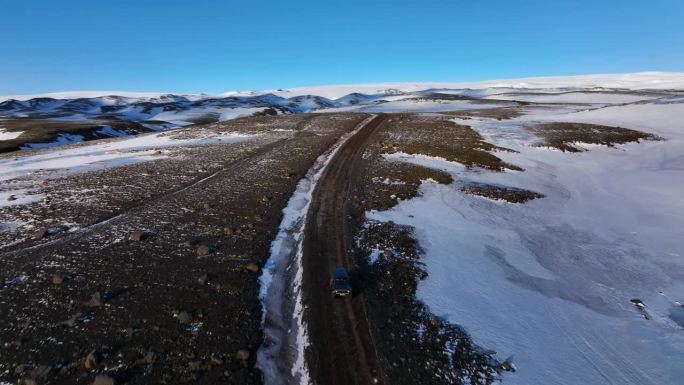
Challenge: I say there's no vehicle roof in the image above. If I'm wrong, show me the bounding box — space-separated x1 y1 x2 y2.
333 267 349 278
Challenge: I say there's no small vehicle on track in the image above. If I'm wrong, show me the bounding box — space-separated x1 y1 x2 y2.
331 267 352 297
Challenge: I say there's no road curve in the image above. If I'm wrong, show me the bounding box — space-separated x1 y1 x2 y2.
302 113 387 385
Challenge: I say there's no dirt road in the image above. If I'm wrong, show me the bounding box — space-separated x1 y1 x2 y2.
302 114 387 385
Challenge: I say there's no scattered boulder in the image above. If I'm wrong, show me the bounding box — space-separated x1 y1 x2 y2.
28 365 50 381
188 361 201 371
92 374 116 385
197 274 209 285
128 231 151 241
32 228 48 240
244 263 260 273
14 364 26 375
195 244 210 256
60 312 83 327
630 298 645 308
84 292 103 307
7 194 17 201
234 349 250 362
143 351 156 365
175 311 193 324
52 273 65 285
84 350 98 369
210 353 225 365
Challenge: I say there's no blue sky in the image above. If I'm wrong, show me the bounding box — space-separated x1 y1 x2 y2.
1 0 682 94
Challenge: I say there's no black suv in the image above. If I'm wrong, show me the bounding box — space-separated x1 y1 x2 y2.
331 267 352 297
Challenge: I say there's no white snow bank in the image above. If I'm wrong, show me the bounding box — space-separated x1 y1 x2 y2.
367 102 684 385
0 128 24 140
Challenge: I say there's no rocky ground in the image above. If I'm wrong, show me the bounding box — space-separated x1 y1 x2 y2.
0 113 367 385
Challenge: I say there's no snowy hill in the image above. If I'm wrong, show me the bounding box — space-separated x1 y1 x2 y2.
1 72 683 151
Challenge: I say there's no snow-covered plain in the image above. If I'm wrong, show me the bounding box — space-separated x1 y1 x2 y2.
0 130 253 183
482 92 660 104
367 101 684 385
321 99 512 113
268 72 684 99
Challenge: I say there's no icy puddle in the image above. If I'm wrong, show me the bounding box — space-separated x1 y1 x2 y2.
367 102 684 385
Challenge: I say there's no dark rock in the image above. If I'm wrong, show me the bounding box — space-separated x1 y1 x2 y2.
60 312 83 327
195 244 210 256
28 365 50 380
84 292 103 307
175 311 192 324
7 194 17 201
210 353 225 365
52 273 65 285
128 231 150 241
143 351 156 364
92 374 116 385
32 228 48 240
244 263 260 273
84 350 98 369
234 349 250 361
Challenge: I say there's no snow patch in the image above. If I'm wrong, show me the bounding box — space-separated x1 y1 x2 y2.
0 128 23 140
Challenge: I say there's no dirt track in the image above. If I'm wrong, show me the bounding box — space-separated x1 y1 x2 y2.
302 114 387 385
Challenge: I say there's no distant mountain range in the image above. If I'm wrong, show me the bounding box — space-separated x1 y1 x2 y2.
1 72 683 152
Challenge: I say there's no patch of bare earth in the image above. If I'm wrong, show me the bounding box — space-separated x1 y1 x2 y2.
444 106 525 120
0 113 367 385
373 114 522 171
460 183 544 203
0 119 151 153
529 122 661 152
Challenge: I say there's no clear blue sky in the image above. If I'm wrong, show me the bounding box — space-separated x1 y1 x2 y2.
1 0 682 94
